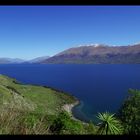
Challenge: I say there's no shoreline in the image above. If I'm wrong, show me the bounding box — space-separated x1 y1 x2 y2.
63 100 88 124
63 100 79 121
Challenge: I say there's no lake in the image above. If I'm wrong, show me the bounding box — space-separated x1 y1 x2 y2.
0 64 140 123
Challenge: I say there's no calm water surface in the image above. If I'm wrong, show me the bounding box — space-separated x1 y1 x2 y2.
0 64 140 123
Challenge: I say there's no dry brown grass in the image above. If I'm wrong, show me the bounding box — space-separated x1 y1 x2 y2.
0 104 50 135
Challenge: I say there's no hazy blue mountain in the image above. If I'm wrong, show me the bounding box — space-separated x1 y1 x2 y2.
0 56 50 64
28 56 50 63
41 44 140 64
0 58 26 64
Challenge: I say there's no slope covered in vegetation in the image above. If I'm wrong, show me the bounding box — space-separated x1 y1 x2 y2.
0 74 96 134
0 74 139 135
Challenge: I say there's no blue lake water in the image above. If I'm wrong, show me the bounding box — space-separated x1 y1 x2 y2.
0 64 140 123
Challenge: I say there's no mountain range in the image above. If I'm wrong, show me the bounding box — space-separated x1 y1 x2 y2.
28 56 50 63
0 58 25 64
1 43 140 64
0 56 50 64
41 44 140 64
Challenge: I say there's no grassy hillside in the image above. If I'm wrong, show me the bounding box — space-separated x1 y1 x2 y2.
0 74 97 134
0 74 138 135
0 74 76 115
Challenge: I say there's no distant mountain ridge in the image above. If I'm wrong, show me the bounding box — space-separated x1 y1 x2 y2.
0 58 25 64
28 56 50 63
41 44 140 64
0 56 50 64
1 43 140 64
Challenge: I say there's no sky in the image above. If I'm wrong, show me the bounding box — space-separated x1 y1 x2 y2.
0 6 140 60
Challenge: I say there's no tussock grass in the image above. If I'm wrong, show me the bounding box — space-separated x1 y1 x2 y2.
0 105 50 134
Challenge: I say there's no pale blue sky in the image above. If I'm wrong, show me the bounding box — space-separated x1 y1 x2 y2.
0 6 140 60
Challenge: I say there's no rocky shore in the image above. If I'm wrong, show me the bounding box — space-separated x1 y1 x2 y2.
62 100 85 122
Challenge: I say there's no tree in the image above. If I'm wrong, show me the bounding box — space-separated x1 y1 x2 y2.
119 89 140 134
49 111 85 134
96 112 123 135
49 111 70 134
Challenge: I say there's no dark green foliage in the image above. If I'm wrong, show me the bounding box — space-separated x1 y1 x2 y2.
119 89 140 134
50 111 70 134
5 86 21 95
49 111 86 134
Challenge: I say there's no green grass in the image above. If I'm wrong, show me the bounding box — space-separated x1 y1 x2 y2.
0 74 76 115
0 74 86 134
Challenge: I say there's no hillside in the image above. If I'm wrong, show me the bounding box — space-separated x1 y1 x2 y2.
0 74 77 115
0 74 92 134
42 44 140 64
0 74 98 135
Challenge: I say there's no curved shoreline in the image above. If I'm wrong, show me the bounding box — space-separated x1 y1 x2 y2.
63 100 79 115
63 100 88 124
63 100 79 120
